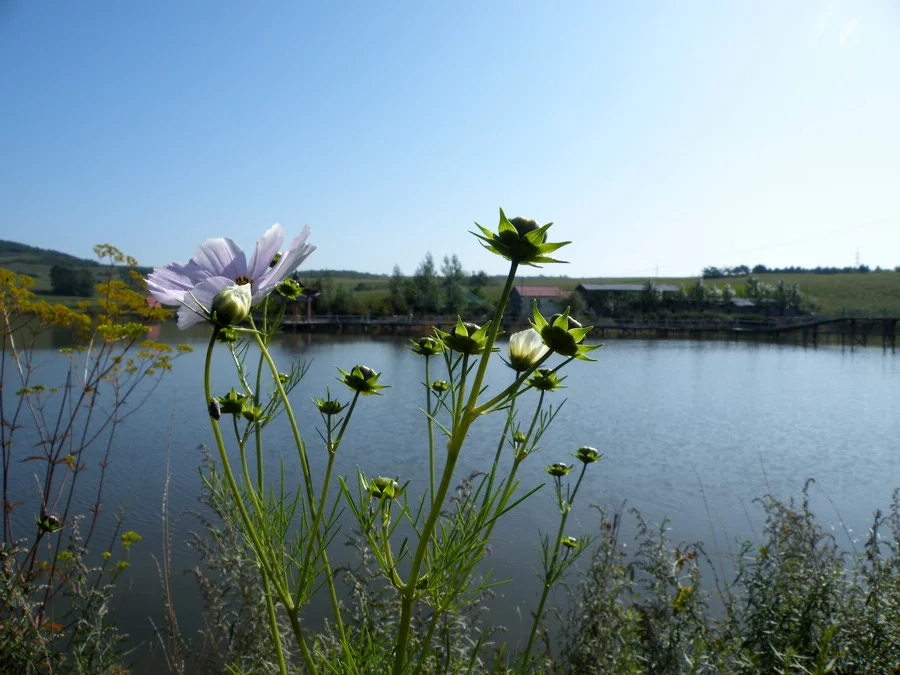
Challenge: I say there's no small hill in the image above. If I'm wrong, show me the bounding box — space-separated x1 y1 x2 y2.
0 240 100 269
0 240 111 301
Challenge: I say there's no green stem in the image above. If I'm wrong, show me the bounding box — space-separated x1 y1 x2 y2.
474 352 568 416
254 344 265 496
203 333 290 604
392 262 519 675
287 608 318 675
481 397 514 511
251 329 346 644
462 263 518 416
453 353 469 425
521 462 587 665
262 572 288 675
521 509 568 666
251 325 316 511
425 356 435 504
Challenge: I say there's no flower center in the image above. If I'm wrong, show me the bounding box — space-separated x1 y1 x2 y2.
234 275 253 286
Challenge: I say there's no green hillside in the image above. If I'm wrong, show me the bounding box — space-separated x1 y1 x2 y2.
0 240 148 306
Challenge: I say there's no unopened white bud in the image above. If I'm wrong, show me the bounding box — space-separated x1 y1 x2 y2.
212 284 252 326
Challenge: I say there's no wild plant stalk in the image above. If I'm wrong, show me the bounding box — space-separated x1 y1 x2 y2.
0 247 186 670
521 459 590 666
164 211 598 673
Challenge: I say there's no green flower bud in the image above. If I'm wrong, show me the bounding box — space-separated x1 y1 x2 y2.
561 536 579 549
513 431 527 444
276 277 303 299
410 336 444 357
545 462 573 477
37 512 63 534
337 364 388 396
530 305 601 361
575 446 601 464
528 367 566 392
435 318 492 356
211 284 252 326
314 396 348 416
216 388 249 416
510 216 540 237
368 476 401 500
431 379 450 393
242 403 265 423
471 208 571 267
216 327 239 344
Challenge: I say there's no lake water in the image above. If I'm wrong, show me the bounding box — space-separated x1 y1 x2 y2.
6 328 900 665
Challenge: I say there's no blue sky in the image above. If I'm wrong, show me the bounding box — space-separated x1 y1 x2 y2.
2 1 898 278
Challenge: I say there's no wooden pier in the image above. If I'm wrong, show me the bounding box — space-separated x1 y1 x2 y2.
280 311 900 350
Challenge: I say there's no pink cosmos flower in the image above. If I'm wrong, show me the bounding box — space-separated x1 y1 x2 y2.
146 224 315 329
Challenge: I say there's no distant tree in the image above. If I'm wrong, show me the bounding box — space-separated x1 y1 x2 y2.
639 282 660 313
388 265 415 314
468 270 489 287
312 277 363 315
730 264 751 277
49 265 94 297
722 284 735 304
686 279 712 308
413 253 441 313
565 289 589 319
441 254 467 315
702 266 725 279
752 264 768 274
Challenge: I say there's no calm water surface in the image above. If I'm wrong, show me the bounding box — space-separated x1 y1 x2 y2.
8 328 900 664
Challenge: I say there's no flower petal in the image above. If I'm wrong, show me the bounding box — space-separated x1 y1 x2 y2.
146 261 207 306
246 223 285 283
254 226 316 301
192 238 247 281
176 276 234 329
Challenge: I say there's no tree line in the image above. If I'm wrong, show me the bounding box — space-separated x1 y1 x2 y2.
702 264 880 279
298 253 491 316
49 265 95 297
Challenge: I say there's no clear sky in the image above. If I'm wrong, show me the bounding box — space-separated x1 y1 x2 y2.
2 1 899 278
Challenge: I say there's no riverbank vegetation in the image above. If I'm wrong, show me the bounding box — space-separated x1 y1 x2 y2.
0 246 190 672
172 473 900 673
